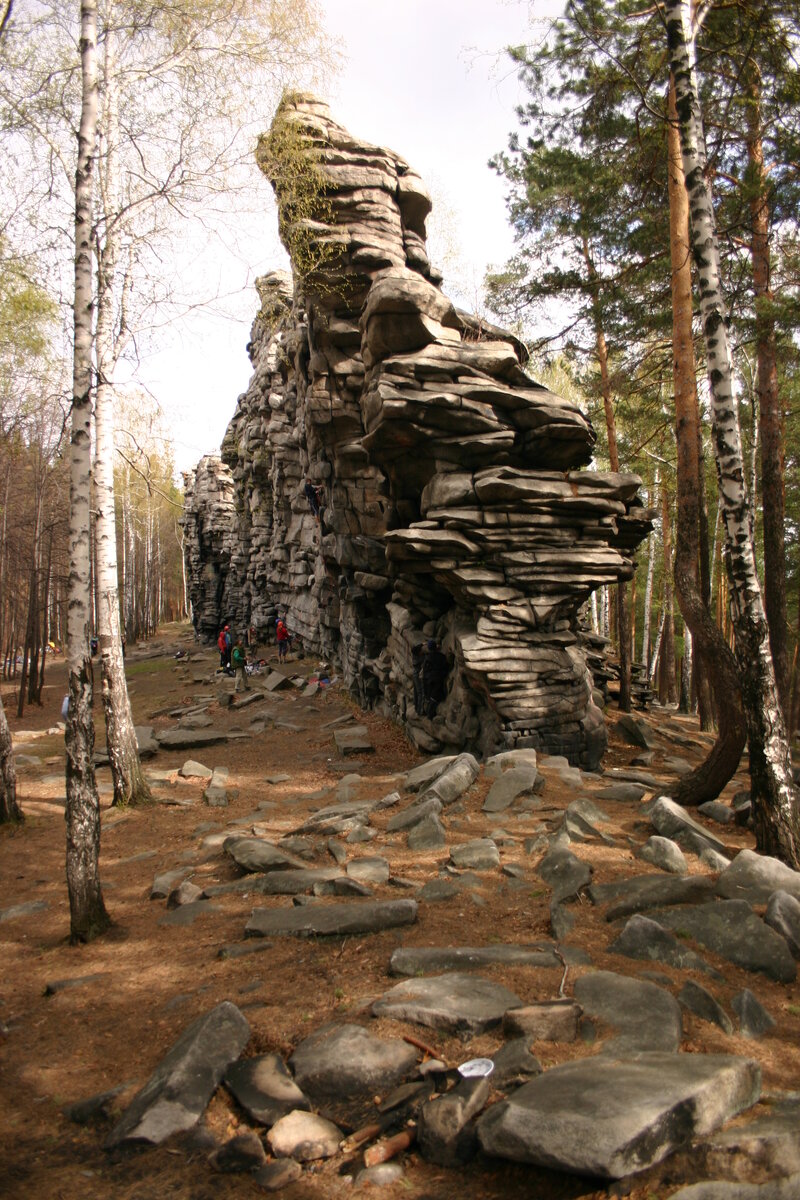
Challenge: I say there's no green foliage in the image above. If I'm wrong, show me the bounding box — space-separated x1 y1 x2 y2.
256 93 343 295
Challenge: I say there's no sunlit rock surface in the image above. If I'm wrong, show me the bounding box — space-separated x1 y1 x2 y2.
183 94 652 766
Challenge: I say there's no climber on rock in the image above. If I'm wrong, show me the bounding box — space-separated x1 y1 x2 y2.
422 639 449 718
304 477 324 521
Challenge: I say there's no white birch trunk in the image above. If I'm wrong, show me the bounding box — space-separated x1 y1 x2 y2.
65 0 109 941
94 26 149 807
666 0 800 864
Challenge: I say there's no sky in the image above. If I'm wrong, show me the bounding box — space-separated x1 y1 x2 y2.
137 0 565 476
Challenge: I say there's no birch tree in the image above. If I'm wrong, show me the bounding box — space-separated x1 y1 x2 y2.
665 0 800 864
65 0 109 941
0 693 22 823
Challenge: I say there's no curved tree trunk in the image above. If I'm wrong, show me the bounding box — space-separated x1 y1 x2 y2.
66 0 110 942
94 30 150 808
666 0 799 863
0 692 22 823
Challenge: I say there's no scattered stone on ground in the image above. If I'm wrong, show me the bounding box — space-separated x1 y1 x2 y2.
372 972 521 1035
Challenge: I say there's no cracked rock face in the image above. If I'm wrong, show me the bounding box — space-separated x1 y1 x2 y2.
182 93 652 766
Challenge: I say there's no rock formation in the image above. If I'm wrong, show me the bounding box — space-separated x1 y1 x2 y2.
182 94 652 766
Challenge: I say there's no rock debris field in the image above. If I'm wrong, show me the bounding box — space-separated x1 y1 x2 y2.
2 627 800 1200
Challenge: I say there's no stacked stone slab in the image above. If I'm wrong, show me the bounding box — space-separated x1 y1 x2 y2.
181 454 241 641
182 93 652 766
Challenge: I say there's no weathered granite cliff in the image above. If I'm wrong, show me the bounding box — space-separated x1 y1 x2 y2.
183 94 652 766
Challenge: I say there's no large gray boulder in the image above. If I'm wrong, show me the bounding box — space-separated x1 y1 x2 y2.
106 1002 250 1147
765 890 800 959
608 914 720 978
223 837 308 874
716 849 800 905
289 1024 417 1108
477 1052 761 1178
650 796 728 856
668 1178 800 1199
536 844 592 903
588 873 716 922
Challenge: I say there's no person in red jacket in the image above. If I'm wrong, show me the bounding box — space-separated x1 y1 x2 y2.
276 617 290 662
217 624 231 670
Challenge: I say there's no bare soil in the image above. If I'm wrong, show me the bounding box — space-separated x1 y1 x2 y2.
2 623 799 1200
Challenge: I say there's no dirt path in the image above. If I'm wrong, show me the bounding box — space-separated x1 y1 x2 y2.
1 624 797 1200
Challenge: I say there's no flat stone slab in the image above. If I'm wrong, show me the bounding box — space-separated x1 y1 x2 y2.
649 900 797 983
650 796 728 856
587 873 715 922
289 1023 417 1106
694 1091 800 1180
346 856 389 884
224 1054 309 1126
372 972 520 1035
418 753 479 807
106 1001 250 1147
669 1177 800 1199
536 845 592 903
245 898 418 939
450 839 500 871
608 914 721 979
403 755 456 793
154 729 228 750
224 837 308 874
716 849 800 905
573 970 682 1054
179 759 212 779
477 1052 761 1179
389 944 560 976
0 900 48 922
483 767 540 814
333 726 374 755
596 782 648 804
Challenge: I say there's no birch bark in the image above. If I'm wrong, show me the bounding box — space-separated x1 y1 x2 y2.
94 27 149 807
65 0 110 941
665 0 800 863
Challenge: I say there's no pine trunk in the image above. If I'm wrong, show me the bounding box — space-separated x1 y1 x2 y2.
65 0 110 942
0 692 22 823
746 73 789 714
659 486 677 704
666 0 800 863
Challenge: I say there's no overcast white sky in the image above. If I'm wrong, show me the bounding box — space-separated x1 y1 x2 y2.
138 0 565 475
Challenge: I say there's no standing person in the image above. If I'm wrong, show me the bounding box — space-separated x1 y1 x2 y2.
422 639 449 717
217 624 230 670
231 637 249 693
276 617 290 663
247 623 257 649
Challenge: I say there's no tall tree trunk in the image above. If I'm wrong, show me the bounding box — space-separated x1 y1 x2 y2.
94 30 149 808
746 69 789 714
659 485 677 704
666 0 799 863
0 692 22 823
667 71 746 802
66 0 110 942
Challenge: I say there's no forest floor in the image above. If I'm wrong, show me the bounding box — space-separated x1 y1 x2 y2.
1 622 798 1200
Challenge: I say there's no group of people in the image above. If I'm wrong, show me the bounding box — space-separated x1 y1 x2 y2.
217 616 295 692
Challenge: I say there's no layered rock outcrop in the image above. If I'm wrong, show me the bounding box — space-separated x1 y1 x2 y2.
183 94 652 766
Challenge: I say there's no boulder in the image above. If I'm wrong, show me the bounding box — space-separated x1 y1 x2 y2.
106 1002 250 1147
648 901 797 983
224 1054 310 1126
716 849 800 906
245 898 418 939
477 1052 761 1178
573 970 682 1054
